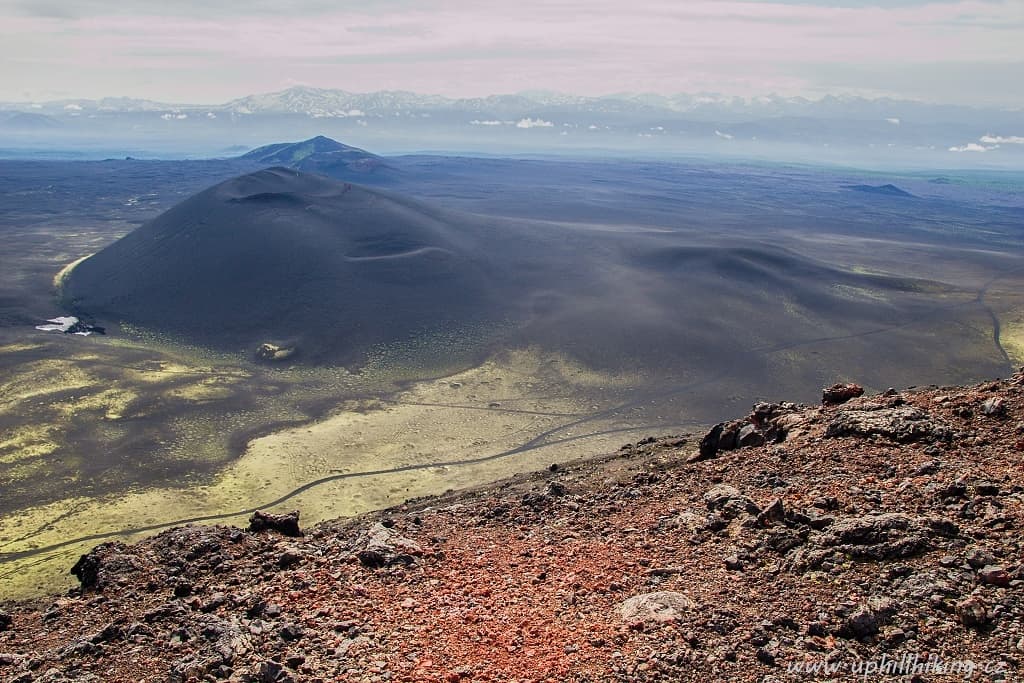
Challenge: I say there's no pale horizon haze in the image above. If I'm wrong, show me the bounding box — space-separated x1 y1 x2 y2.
1 0 1023 108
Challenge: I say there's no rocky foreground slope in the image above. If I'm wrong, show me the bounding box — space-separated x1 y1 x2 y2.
3 375 1024 682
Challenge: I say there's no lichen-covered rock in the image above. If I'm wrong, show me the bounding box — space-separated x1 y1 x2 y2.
618 591 695 624
351 522 422 568
825 405 951 443
785 513 957 572
737 423 765 448
168 615 252 683
980 397 1006 416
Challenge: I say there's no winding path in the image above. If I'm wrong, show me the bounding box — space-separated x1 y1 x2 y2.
976 270 1015 365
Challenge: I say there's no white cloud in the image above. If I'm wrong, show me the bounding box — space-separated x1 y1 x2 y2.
886 117 900 125
980 134 1024 144
714 129 733 140
515 117 554 128
948 143 996 152
470 119 503 126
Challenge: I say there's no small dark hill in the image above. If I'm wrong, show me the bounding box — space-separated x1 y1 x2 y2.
240 136 393 181
844 183 916 198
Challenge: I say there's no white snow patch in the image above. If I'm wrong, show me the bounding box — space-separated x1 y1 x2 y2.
949 143 996 152
980 134 1024 144
516 117 554 129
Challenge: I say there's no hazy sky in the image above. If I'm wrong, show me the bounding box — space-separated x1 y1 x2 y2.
2 0 1022 106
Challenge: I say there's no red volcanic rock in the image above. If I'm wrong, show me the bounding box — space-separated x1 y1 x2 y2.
822 382 865 405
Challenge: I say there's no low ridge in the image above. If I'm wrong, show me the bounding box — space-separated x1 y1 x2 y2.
845 183 916 198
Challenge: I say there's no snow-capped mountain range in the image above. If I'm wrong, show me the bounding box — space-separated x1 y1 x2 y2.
8 86 1018 122
2 86 1022 166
